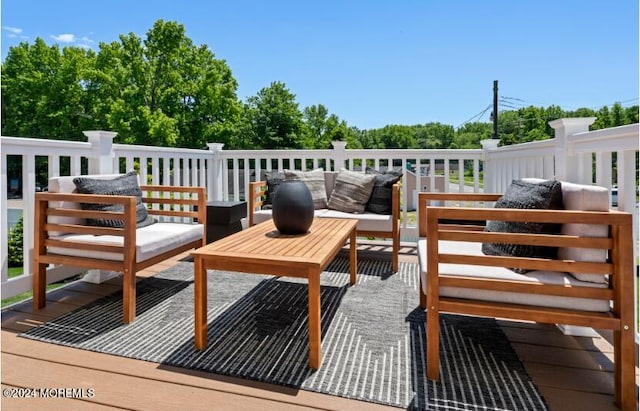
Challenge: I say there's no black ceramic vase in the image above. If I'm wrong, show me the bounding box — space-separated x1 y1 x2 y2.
271 180 314 234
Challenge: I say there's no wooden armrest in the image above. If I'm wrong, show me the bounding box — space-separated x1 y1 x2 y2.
248 181 267 226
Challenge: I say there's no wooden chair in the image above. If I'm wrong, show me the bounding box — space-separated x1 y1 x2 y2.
417 191 637 410
33 176 206 324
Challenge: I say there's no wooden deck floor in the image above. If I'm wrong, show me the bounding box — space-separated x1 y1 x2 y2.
2 243 638 411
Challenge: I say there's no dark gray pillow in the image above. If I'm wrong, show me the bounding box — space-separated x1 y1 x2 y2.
261 170 285 210
365 167 403 214
73 171 156 228
482 179 563 264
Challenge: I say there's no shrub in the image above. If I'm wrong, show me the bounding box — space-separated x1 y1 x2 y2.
8 215 23 266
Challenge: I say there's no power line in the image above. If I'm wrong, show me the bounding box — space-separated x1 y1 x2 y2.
457 104 492 128
497 100 521 110
499 96 526 102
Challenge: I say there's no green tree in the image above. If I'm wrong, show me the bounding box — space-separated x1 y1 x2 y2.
242 81 306 149
610 102 627 126
2 20 242 149
1 38 94 139
302 104 354 149
421 123 456 148
88 20 241 148
451 122 492 148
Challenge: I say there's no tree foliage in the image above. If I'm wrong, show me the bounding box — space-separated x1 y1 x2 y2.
8 215 23 266
1 38 95 139
2 20 241 149
236 81 306 149
303 104 350 149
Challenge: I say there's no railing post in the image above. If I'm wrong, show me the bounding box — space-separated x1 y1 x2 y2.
548 118 596 183
331 140 347 171
83 130 118 174
207 143 225 201
480 139 499 194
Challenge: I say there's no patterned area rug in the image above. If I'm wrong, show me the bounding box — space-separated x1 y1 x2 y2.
21 258 548 410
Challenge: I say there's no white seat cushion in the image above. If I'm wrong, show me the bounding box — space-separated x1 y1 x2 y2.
48 223 203 263
417 238 610 312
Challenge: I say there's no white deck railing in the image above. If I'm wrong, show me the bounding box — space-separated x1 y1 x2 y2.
2 118 638 309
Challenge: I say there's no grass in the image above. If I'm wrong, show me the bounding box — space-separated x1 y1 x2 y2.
402 210 417 226
448 172 484 188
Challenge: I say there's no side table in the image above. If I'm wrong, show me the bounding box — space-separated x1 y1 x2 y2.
205 201 247 243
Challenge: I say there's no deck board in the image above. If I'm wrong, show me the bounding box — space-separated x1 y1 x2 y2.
2 245 637 411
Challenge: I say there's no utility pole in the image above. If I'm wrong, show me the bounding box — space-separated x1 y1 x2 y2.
492 80 499 140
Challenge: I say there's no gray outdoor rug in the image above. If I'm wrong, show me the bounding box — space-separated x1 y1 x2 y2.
21 258 548 410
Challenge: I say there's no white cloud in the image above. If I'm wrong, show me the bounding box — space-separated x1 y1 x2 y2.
3 26 23 35
50 33 75 43
79 36 95 45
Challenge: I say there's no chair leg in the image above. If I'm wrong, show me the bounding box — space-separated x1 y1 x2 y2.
426 306 440 380
33 263 47 309
614 328 638 410
392 231 399 272
122 268 136 324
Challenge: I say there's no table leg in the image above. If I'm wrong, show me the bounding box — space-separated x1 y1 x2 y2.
349 228 357 285
194 256 207 350
308 271 321 369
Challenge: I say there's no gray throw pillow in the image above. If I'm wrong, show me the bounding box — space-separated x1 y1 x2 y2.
328 169 377 213
73 171 156 228
284 168 328 209
365 167 403 214
482 179 563 264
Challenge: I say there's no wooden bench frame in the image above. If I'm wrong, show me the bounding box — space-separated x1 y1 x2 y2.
417 192 636 410
248 180 401 271
33 185 206 324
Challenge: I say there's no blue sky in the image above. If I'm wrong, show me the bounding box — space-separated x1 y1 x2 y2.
2 0 638 130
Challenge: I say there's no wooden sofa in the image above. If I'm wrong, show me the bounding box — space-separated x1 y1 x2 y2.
416 190 636 410
248 170 401 271
33 174 206 324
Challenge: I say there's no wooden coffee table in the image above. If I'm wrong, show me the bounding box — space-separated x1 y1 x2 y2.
192 217 358 369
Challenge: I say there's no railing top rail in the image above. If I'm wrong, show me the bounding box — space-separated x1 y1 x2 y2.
346 148 482 157
488 139 556 153
218 149 335 157
571 123 638 140
0 136 91 154
218 148 482 157
112 143 211 157
569 123 639 153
